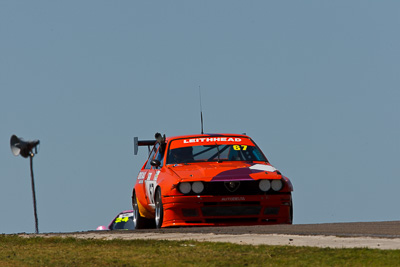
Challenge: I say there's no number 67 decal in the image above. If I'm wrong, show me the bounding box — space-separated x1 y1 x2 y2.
233 145 247 150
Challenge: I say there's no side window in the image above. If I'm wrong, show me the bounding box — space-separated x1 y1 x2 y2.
154 143 166 167
144 143 159 169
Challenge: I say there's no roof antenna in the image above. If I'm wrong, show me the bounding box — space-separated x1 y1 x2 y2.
199 86 204 134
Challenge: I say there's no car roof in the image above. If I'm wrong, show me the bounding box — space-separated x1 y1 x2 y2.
165 133 250 142
118 210 133 214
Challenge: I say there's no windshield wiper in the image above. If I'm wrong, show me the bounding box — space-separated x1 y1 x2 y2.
216 144 222 163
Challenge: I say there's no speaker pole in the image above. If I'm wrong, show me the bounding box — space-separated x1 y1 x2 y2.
29 153 39 234
10 135 40 234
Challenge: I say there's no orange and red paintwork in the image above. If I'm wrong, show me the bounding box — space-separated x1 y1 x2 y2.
132 133 293 228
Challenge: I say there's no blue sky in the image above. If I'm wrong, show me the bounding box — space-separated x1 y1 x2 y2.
1 1 399 233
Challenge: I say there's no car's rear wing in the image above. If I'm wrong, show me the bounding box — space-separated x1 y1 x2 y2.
133 137 156 155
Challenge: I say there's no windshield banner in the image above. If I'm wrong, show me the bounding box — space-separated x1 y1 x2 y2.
170 137 255 149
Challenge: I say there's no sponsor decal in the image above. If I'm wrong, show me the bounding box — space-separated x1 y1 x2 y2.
154 170 160 181
138 180 144 184
118 213 133 218
221 197 246 201
115 217 130 223
249 164 277 172
147 173 152 180
137 172 146 180
183 137 242 144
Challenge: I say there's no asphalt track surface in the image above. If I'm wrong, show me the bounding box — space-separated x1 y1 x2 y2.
128 221 400 238
22 221 400 250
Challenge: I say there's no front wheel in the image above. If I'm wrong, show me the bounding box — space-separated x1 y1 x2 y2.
155 188 164 228
132 191 147 229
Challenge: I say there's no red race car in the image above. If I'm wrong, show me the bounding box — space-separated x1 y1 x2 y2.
131 133 293 229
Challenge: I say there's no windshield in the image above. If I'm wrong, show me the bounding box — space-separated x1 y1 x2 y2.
110 212 134 230
167 144 267 164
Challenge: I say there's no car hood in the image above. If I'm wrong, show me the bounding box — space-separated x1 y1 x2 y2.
167 162 282 182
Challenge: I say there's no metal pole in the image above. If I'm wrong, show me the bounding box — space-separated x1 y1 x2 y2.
29 154 39 234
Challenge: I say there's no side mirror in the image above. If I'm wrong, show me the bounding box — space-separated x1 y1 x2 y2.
150 159 161 168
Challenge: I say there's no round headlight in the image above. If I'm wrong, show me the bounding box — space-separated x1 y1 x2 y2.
271 179 283 191
179 182 191 194
259 180 271 192
192 182 204 194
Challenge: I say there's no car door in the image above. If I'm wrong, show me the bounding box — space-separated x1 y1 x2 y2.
143 143 160 210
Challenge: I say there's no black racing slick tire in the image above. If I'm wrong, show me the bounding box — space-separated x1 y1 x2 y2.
155 188 164 229
132 191 147 229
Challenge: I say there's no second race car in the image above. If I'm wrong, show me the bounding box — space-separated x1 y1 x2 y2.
97 210 134 230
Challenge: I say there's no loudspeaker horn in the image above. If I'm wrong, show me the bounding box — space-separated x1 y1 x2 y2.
10 135 40 158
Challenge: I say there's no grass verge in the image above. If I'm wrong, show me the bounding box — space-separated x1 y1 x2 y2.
0 235 399 266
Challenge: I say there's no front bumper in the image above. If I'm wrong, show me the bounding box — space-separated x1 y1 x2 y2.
161 193 292 227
